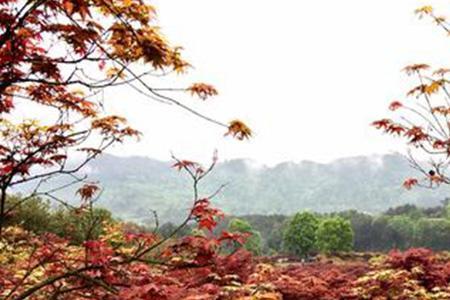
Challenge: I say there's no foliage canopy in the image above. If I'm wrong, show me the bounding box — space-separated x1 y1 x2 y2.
0 0 251 233
282 211 319 258
316 217 354 254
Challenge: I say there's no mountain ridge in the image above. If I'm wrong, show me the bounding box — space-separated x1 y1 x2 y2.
60 152 450 224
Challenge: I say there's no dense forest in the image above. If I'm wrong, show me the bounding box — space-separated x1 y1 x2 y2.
8 195 450 255
220 201 450 254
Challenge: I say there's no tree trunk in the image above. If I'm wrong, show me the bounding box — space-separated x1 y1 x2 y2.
0 187 6 236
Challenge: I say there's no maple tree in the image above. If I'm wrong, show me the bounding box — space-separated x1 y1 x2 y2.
0 153 254 299
0 0 252 234
373 3 450 190
0 0 256 296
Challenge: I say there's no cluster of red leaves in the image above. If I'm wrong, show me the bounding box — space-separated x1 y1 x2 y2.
77 182 100 202
117 248 254 300
0 0 156 186
226 120 252 140
0 0 251 195
386 248 450 290
352 248 450 299
373 63 450 190
241 249 450 299
372 118 431 143
243 261 368 300
0 224 254 300
187 83 218 100
191 198 224 231
5 223 450 300
373 7 450 190
172 159 204 174
403 177 419 190
0 121 73 178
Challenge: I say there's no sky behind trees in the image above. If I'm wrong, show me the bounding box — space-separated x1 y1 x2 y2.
88 0 450 165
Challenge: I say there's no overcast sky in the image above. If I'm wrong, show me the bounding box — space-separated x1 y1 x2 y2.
102 0 450 165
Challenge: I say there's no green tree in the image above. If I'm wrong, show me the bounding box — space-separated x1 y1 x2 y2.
282 212 319 258
337 210 374 252
266 224 284 254
415 218 450 250
316 217 354 254
5 196 52 234
444 203 450 219
387 215 416 250
4 195 115 244
370 216 399 251
228 218 262 255
385 204 423 219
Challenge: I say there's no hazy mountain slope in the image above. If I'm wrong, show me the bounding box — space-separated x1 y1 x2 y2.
62 153 450 223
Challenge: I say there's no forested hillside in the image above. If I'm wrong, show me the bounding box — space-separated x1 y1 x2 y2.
64 153 450 223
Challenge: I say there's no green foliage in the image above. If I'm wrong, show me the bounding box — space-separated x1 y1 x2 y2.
386 215 416 250
51 207 114 244
5 196 52 234
385 204 423 219
336 210 373 251
368 216 399 251
5 195 114 244
228 218 262 255
11 195 450 255
216 202 450 254
415 218 450 250
316 217 354 253
266 224 284 254
229 218 253 232
283 212 319 257
445 203 450 219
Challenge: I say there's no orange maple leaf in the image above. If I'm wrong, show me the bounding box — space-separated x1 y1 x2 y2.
187 83 218 100
226 120 252 140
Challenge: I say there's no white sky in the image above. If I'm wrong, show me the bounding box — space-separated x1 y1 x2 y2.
102 0 450 165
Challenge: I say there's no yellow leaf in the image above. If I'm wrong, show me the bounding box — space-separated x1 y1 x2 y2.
71 88 85 96
415 5 433 18
425 81 442 95
106 67 126 79
122 0 132 7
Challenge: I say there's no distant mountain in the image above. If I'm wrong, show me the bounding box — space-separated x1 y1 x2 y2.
51 153 450 223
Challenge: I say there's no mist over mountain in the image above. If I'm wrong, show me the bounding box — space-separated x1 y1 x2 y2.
61 153 450 224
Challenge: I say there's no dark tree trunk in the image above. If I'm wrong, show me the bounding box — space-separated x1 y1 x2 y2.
0 187 6 236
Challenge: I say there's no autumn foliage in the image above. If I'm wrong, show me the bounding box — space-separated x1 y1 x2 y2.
5 219 450 300
2 155 450 299
0 154 252 300
0 0 257 296
5 0 450 298
374 4 450 190
0 0 252 234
